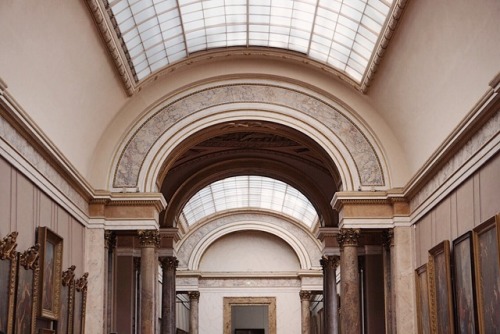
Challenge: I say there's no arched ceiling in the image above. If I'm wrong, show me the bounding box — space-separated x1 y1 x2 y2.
89 0 407 94
160 120 340 229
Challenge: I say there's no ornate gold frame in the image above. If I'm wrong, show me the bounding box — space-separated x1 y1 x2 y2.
223 297 276 334
57 266 76 334
415 264 431 334
428 240 454 334
73 273 88 334
472 214 500 333
14 244 40 334
36 227 63 320
0 232 18 334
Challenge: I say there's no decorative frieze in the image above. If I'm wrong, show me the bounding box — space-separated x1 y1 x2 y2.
138 230 160 248
336 228 361 248
0 231 18 260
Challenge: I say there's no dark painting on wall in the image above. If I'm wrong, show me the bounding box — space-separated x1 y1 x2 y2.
0 232 19 334
415 264 431 334
473 214 500 333
36 227 63 320
428 240 454 334
14 244 40 334
452 232 478 333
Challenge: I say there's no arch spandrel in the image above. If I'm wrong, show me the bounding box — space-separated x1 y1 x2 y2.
112 82 387 191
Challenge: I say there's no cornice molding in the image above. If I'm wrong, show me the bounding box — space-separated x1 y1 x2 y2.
331 190 408 210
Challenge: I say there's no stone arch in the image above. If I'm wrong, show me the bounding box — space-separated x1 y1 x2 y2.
175 211 323 271
110 81 389 192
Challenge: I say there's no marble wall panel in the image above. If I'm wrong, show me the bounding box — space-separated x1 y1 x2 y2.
479 154 500 221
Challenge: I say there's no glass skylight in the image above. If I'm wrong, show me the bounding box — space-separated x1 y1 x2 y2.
108 0 394 82
180 175 319 227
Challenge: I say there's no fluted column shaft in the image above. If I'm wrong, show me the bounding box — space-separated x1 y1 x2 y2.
189 291 200 334
138 230 160 334
161 256 178 334
337 229 361 334
321 256 340 334
300 290 312 334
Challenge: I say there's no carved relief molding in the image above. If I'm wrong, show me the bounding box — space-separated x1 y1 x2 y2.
336 229 361 248
113 83 386 189
138 230 160 248
0 231 18 260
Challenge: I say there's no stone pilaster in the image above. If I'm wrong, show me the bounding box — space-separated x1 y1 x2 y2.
300 290 312 334
160 256 178 334
103 230 116 334
320 255 340 334
138 230 160 334
337 228 361 334
189 291 200 334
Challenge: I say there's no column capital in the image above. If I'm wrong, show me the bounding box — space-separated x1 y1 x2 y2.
299 290 312 301
104 230 117 249
336 228 360 248
381 229 394 251
189 291 200 301
160 256 179 270
138 230 160 248
320 255 340 270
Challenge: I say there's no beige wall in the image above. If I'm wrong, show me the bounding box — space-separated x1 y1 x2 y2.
414 152 500 267
0 155 86 275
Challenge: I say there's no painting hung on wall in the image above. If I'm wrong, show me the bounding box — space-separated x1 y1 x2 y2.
14 244 40 334
57 265 76 334
452 231 478 333
36 227 63 320
415 264 431 334
428 240 454 334
0 232 19 334
473 214 500 333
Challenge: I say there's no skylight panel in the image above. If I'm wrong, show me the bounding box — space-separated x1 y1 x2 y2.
107 0 395 85
181 176 318 227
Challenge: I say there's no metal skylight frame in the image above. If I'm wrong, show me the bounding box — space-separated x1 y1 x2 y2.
180 175 319 228
87 0 407 94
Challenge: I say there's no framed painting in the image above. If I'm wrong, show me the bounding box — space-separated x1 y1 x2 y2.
14 244 40 334
415 264 431 334
472 214 500 333
452 231 478 333
36 227 63 320
428 240 454 334
0 232 18 334
73 273 88 334
57 265 76 334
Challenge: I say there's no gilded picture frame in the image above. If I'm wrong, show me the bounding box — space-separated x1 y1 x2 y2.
73 273 88 334
428 240 454 334
36 227 63 320
14 244 40 334
452 231 478 333
472 214 500 333
415 264 431 334
0 232 19 334
57 265 76 334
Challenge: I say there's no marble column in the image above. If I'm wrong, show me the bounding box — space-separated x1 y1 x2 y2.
189 291 200 334
104 231 116 334
337 229 361 334
382 229 395 334
138 230 160 334
393 226 416 334
160 256 178 334
300 290 312 334
320 256 340 334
